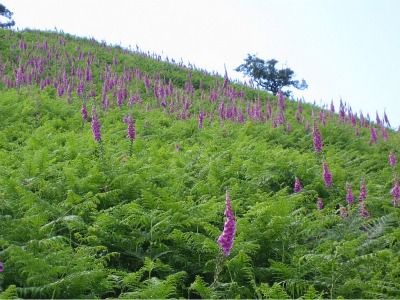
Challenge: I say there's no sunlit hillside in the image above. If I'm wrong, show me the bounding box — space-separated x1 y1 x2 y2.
0 28 399 299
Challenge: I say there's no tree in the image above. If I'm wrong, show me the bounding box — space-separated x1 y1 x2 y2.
235 54 307 97
0 3 15 28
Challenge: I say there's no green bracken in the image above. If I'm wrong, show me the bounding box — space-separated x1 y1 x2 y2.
0 28 399 299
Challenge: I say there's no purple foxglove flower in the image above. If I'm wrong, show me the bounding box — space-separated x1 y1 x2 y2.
350 113 357 127
294 177 302 192
360 203 370 218
217 191 236 256
76 80 85 97
320 110 326 126
376 112 382 126
298 102 303 114
360 112 367 127
57 84 64 97
19 40 27 50
238 111 244 123
305 121 311 132
322 161 333 187
384 111 391 127
317 198 324 210
123 116 136 140
81 102 88 121
0 262 4 272
313 124 323 154
380 125 389 142
144 75 152 90
276 109 285 125
198 111 206 129
85 67 92 82
266 101 272 120
390 177 400 207
369 125 378 145
295 111 301 121
346 182 354 205
355 126 360 137
218 101 225 121
91 108 101 142
117 90 123 106
340 204 347 218
389 152 396 168
278 90 285 111
330 100 335 113
339 100 345 120
358 179 367 202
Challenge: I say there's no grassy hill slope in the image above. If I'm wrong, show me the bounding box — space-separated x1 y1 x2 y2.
0 28 399 299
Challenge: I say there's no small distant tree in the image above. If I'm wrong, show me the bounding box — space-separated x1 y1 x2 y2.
0 3 15 28
235 54 308 96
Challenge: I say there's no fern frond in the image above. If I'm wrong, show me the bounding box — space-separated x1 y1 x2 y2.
257 282 290 299
0 285 18 299
190 275 213 299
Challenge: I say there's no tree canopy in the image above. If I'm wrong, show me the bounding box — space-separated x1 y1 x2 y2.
235 54 308 96
0 3 15 28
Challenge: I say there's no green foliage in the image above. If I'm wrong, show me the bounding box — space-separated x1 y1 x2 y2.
0 28 399 299
0 285 18 299
257 282 290 299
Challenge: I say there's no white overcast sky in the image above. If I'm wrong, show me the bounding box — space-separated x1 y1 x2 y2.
2 0 400 128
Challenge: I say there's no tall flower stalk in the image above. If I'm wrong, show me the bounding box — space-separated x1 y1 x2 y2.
91 107 101 143
389 152 396 168
317 198 324 210
390 177 400 207
213 191 236 286
358 179 367 202
346 182 354 205
313 123 323 154
217 191 236 256
91 107 104 163
294 177 302 193
322 161 333 187
123 116 136 156
360 203 370 218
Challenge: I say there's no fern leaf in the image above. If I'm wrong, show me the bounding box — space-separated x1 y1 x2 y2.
0 285 19 299
190 275 213 299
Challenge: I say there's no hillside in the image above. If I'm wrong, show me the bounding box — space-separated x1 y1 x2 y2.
0 28 399 299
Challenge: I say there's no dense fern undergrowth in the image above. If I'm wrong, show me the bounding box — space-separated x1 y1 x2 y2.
0 28 400 299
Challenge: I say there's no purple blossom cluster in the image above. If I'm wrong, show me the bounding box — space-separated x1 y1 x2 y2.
369 125 378 145
346 182 354 205
389 152 396 168
322 161 333 187
360 203 370 218
91 108 101 142
313 124 323 154
217 191 236 256
294 177 302 193
278 90 285 111
81 102 88 121
123 116 136 140
198 111 207 129
340 204 347 218
358 179 367 202
390 177 400 207
317 198 324 210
